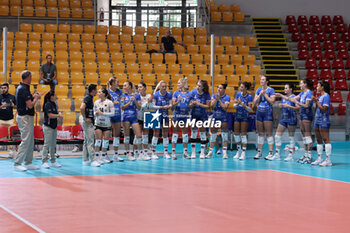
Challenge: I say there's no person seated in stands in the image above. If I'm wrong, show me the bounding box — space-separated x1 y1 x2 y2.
161 30 187 56
39 54 58 90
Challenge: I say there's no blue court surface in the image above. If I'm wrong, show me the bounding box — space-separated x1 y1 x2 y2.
0 141 349 182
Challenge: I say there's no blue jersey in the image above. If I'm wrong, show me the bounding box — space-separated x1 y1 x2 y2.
121 93 140 116
108 88 122 117
153 91 172 117
298 90 313 117
281 94 297 121
190 89 211 117
173 90 192 117
212 94 230 118
235 92 252 119
315 93 330 124
256 87 275 111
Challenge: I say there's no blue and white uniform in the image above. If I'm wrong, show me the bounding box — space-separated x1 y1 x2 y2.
121 93 141 124
256 87 275 122
279 94 297 127
314 93 330 129
235 92 252 122
108 88 122 123
212 94 230 123
298 90 313 121
190 89 211 121
153 91 172 123
173 91 192 122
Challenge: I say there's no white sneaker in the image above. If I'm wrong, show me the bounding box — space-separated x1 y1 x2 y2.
284 154 294 161
191 153 196 159
183 153 191 159
239 152 246 160
14 165 27 171
82 161 91 166
25 163 40 170
164 153 171 159
199 152 205 159
222 151 228 159
205 150 213 159
55 153 60 158
126 154 136 161
137 153 145 160
233 151 241 159
102 155 113 163
113 155 124 162
254 152 262 159
91 160 101 167
72 146 80 152
143 154 151 161
51 162 62 167
172 153 177 160
319 159 332 166
42 162 50 169
96 157 104 164
268 153 281 161
217 148 222 155
264 152 273 160
311 157 323 165
151 154 159 160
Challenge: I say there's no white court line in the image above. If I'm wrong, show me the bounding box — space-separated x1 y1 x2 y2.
0 204 46 233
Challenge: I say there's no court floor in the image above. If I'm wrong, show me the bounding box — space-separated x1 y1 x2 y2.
0 141 350 233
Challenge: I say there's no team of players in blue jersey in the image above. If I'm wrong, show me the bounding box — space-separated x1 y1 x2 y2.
83 75 332 167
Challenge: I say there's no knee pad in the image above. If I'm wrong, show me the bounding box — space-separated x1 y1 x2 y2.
288 136 295 148
102 139 109 149
182 134 189 143
113 137 120 147
267 136 274 145
210 133 217 143
191 129 198 139
136 137 142 145
305 136 313 144
94 139 102 147
142 134 148 145
200 132 207 142
257 136 264 145
275 135 282 147
172 133 178 144
241 135 247 144
163 137 169 145
124 136 130 144
221 131 228 142
234 135 241 143
151 136 158 147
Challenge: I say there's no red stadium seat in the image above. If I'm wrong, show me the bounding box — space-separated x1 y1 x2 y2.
34 125 44 142
312 24 322 33
297 40 308 50
304 32 314 42
336 23 347 33
286 15 296 25
322 78 334 90
311 49 322 60
334 68 346 79
306 69 319 80
300 23 311 33
345 58 350 69
324 49 336 60
330 91 343 102
324 24 335 33
337 103 346 115
335 40 347 50
333 15 344 25
337 49 349 59
341 32 350 42
318 58 331 69
328 32 339 42
335 79 348 90
332 58 344 69
291 32 302 41
316 32 327 42
309 15 320 25
288 23 298 33
297 15 308 25
322 40 334 50
305 58 317 69
320 69 332 80
298 49 309 59
321 15 332 25
330 103 335 115
347 91 350 101
310 40 321 50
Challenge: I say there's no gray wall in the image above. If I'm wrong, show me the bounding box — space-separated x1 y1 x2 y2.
211 0 350 23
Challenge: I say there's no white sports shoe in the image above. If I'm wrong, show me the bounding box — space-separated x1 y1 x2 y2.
319 159 332 167
311 157 323 165
103 155 113 163
233 151 241 159
126 154 136 161
199 152 205 159
51 162 62 167
191 153 196 159
284 154 294 162
97 157 104 164
222 151 228 159
25 163 40 170
42 162 50 169
264 152 273 160
164 153 171 159
14 165 27 171
143 154 151 161
205 150 213 159
72 146 80 152
151 154 159 160
171 153 177 160
268 153 281 161
254 152 262 159
91 160 100 167
113 155 124 162
239 151 246 160
82 161 91 166
183 153 191 159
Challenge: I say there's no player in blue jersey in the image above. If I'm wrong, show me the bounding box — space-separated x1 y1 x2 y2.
189 80 211 159
272 84 299 161
311 81 332 166
291 79 314 164
171 77 193 159
107 77 124 162
206 84 231 159
151 80 172 159
121 81 142 161
233 82 252 160
252 76 276 160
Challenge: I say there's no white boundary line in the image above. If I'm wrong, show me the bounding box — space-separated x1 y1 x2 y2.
0 204 46 233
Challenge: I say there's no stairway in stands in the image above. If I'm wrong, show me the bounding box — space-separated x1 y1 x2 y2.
252 17 299 92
